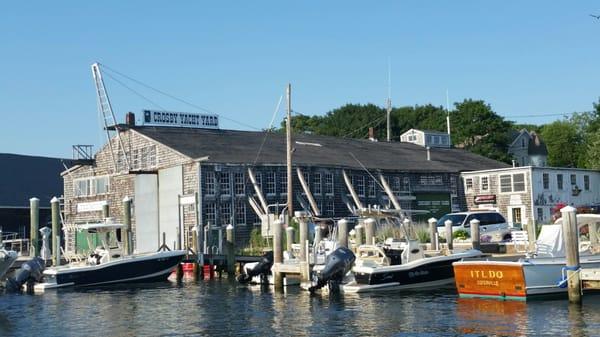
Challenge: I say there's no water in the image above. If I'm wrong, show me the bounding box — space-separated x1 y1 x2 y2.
0 280 599 337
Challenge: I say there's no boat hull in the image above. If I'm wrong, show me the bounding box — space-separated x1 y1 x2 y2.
36 251 185 291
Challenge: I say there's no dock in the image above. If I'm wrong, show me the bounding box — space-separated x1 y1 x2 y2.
581 268 600 290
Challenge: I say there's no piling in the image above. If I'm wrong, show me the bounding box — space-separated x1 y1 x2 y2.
444 219 453 251
122 197 133 255
296 211 309 282
470 218 480 250
314 225 323 247
338 218 349 248
30 197 40 257
560 206 581 304
51 197 60 266
355 223 364 247
365 218 376 245
428 218 438 251
286 226 295 253
527 218 537 252
226 224 235 277
273 219 284 290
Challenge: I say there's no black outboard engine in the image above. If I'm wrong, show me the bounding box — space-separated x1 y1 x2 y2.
237 251 274 284
309 246 355 293
5 257 45 292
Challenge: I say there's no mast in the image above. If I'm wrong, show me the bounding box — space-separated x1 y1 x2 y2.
446 89 451 136
387 59 392 142
286 84 293 218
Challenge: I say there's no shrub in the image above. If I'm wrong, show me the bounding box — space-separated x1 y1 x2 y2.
453 229 470 240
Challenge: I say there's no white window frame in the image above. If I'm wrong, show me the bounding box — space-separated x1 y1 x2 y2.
324 173 334 195
220 202 232 226
313 173 322 195
465 178 474 192
499 174 511 193
205 172 216 196
480 175 489 192
220 172 231 196
542 173 549 190
584 175 590 191
279 172 287 196
265 172 276 195
235 199 246 225
557 174 563 190
234 172 245 196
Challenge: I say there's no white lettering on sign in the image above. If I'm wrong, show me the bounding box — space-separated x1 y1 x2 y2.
142 109 219 129
77 200 108 213
179 195 196 205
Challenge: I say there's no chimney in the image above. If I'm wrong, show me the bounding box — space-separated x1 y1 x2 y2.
426 146 431 161
125 112 136 126
368 127 377 142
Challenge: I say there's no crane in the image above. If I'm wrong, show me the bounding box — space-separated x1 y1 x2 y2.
91 62 130 173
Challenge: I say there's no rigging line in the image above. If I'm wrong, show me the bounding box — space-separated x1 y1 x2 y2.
252 94 285 166
102 71 168 111
99 63 261 130
348 151 386 192
342 113 388 139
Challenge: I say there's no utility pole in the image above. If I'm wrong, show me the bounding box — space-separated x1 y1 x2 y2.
286 84 293 219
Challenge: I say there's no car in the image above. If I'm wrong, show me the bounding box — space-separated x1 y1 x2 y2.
436 211 512 242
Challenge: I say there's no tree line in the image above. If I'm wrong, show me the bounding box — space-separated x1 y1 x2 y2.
279 98 600 168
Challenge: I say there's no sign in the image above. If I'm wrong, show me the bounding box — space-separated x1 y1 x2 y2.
77 200 108 213
179 194 197 206
142 109 219 129
474 195 496 205
509 195 522 205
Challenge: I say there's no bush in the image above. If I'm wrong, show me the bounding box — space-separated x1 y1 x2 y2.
453 229 470 240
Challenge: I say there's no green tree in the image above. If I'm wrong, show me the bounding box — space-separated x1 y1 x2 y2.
540 120 582 167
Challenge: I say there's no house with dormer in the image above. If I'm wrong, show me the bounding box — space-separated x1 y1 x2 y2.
508 129 548 167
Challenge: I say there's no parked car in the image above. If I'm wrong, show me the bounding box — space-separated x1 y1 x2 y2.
436 211 512 242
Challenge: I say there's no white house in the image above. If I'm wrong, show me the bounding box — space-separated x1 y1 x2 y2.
400 129 451 148
461 166 600 227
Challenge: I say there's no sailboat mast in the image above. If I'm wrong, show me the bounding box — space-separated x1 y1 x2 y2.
387 59 392 142
286 84 293 218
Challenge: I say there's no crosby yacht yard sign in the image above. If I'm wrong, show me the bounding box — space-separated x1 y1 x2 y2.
142 109 219 129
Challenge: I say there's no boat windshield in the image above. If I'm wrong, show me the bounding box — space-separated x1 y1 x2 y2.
437 214 466 227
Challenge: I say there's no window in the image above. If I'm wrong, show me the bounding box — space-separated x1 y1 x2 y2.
543 173 549 189
325 173 334 195
131 149 140 170
480 176 489 192
95 176 109 194
513 173 525 192
442 136 448 145
521 138 526 148
392 176 401 194
313 173 322 195
204 202 216 225
420 175 443 186
205 172 216 195
325 199 335 216
235 199 246 225
74 176 109 197
426 135 432 144
74 179 90 197
500 175 511 193
408 135 416 141
368 178 376 197
234 172 245 196
265 172 276 195
279 172 287 195
570 174 577 186
147 145 157 168
403 177 411 192
465 178 474 192
220 203 232 226
557 174 563 190
355 175 365 197
220 173 231 195
254 173 262 191
584 175 590 190
537 208 544 222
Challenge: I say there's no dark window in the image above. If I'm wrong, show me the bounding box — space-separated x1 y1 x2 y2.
543 173 549 189
584 175 590 190
557 174 563 190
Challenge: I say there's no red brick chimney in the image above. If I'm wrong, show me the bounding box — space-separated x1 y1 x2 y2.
125 112 136 126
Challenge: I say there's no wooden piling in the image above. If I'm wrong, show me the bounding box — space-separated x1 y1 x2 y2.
286 226 295 253
428 217 438 251
560 206 581 304
226 224 235 277
470 218 480 250
355 223 364 247
50 197 60 266
296 211 309 282
122 197 132 255
273 219 284 290
30 197 40 257
444 219 453 251
365 218 376 245
338 218 349 248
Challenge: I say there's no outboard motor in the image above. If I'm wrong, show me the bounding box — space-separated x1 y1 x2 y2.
237 251 274 284
5 257 45 292
309 246 355 293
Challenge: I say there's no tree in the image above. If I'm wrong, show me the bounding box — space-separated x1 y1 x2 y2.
540 120 582 167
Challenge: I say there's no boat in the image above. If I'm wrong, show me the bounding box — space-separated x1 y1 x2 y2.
342 213 485 293
34 222 185 291
453 214 600 301
0 247 18 280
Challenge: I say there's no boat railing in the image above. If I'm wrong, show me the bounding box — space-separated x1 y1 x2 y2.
1 231 30 256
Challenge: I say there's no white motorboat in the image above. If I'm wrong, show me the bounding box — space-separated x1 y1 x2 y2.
34 223 185 291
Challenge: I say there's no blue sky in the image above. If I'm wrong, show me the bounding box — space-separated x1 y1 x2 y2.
1 1 599 158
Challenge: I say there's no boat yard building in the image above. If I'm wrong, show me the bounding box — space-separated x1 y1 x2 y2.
62 112 507 254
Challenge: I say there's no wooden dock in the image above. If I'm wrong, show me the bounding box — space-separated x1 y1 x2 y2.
581 268 600 290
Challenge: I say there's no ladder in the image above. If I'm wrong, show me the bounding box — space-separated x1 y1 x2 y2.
91 63 130 173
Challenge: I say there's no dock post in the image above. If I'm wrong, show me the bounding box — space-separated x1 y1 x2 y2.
273 219 284 290
30 197 40 257
444 219 453 251
286 226 295 254
355 223 364 248
296 211 309 282
226 224 235 278
428 218 438 251
122 196 132 255
527 218 537 253
365 218 376 245
470 219 480 250
338 218 349 248
51 197 60 266
560 206 581 304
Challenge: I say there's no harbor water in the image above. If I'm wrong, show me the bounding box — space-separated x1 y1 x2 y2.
1 280 599 337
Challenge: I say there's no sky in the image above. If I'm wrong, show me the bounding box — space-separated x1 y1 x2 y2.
1 1 599 158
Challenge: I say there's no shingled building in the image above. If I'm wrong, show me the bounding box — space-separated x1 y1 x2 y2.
62 112 507 254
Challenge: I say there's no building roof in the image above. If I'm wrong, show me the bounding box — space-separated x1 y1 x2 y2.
0 153 71 208
134 126 509 173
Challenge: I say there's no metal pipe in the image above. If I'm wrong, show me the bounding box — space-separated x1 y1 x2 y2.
247 168 268 214
297 168 321 216
342 170 364 210
379 173 402 211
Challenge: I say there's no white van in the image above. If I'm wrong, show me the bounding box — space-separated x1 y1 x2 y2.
436 211 512 242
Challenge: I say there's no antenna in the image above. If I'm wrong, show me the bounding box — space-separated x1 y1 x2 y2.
387 58 392 142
